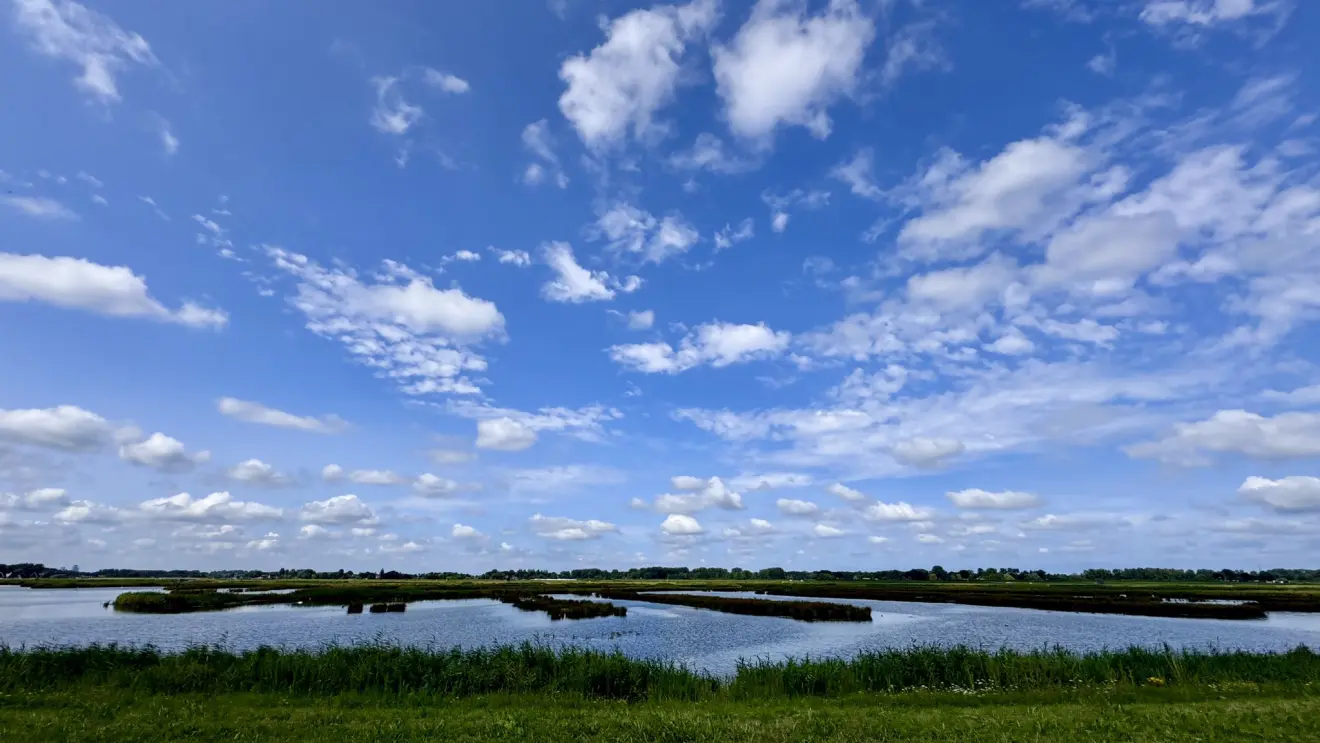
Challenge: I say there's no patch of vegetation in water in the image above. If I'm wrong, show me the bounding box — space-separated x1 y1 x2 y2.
497 594 627 620
600 591 872 622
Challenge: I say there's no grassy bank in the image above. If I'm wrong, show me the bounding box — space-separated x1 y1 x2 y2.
5 644 1320 699
5 687 1320 742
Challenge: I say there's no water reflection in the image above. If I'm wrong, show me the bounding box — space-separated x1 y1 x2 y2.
2 585 1319 675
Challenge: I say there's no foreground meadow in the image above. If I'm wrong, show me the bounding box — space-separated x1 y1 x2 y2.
2 644 1319 741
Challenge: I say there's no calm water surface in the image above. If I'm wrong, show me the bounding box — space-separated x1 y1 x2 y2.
3 586 1319 675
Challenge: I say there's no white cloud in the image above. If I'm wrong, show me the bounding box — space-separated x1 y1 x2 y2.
451 522 484 539
541 242 638 303
267 247 501 396
863 501 935 522
1087 49 1116 76
892 437 965 468
1238 476 1320 512
626 310 655 330
529 513 618 540
369 76 423 135
298 524 336 540
448 400 622 446
812 523 845 538
1125 410 1320 466
558 0 717 148
422 68 470 94
593 203 701 264
947 488 1042 509
0 487 69 510
1140 0 1290 29
13 0 158 104
712 0 875 142
413 473 460 497
668 133 758 174
985 328 1036 356
227 458 293 486
429 449 476 465
1021 512 1132 531
493 248 532 267
475 417 538 451
776 498 819 516
713 218 755 250
299 495 376 525
826 482 866 502
75 170 102 188
54 499 122 524
0 253 227 328
118 433 210 472
878 19 947 87
321 464 345 482
661 513 704 535
158 118 179 155
832 149 884 200
1 196 78 220
139 492 282 522
610 321 791 374
770 212 789 232
652 476 745 513
729 472 813 491
216 398 348 434
0 405 113 451
348 469 406 486
521 119 568 187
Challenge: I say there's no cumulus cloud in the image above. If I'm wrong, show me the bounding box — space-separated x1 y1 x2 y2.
139 492 282 522
864 501 935 522
266 247 501 396
413 473 460 497
558 0 717 148
475 418 538 451
1238 476 1320 512
713 218 755 250
451 522 484 539
118 433 210 472
226 458 293 486
0 253 227 328
54 499 122 524
892 437 965 468
946 488 1042 509
661 513 704 535
812 523 845 538
827 482 867 502
0 405 114 451
540 242 639 303
593 203 701 265
299 495 376 525
529 513 618 540
652 476 745 513
1125 410 1320 466
776 498 819 516
217 398 348 433
610 321 791 374
712 0 875 142
0 487 69 510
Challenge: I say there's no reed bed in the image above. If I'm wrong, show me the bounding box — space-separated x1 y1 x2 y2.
497 594 627 620
2 643 1317 701
601 591 872 622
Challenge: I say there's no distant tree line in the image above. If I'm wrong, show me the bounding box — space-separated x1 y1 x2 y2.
3 563 1316 583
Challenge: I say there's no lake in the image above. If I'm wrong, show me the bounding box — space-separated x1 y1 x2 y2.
3 586 1320 675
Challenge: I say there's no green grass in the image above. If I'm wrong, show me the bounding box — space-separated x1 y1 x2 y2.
5 645 1320 741
3 687 1320 742
5 644 1320 700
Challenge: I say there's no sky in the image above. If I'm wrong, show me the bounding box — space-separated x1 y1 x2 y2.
1 0 1318 573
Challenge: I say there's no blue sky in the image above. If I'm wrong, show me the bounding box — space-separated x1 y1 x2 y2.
2 0 1319 572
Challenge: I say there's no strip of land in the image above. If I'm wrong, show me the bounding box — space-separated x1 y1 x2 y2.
47 577 1319 619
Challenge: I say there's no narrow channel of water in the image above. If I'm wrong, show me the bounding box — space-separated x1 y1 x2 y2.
3 586 1318 676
